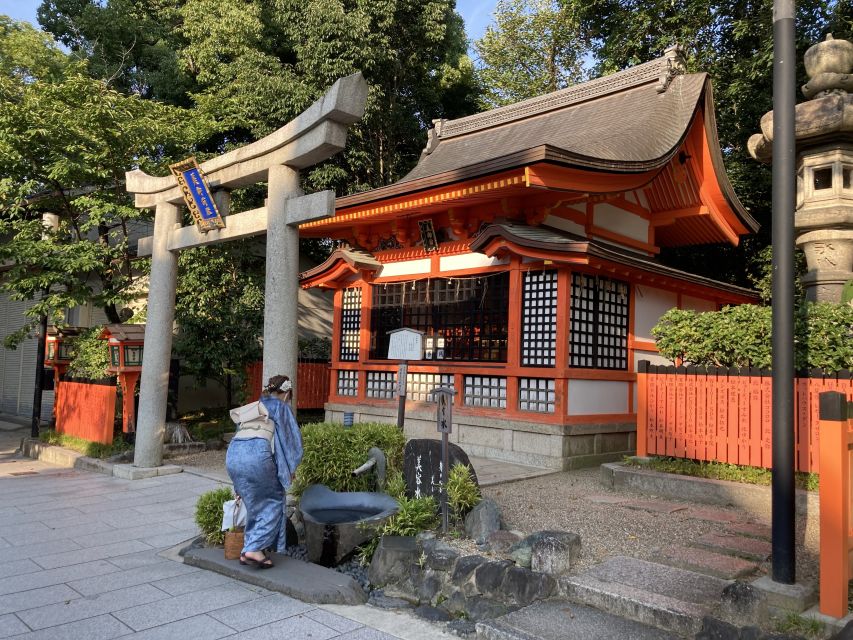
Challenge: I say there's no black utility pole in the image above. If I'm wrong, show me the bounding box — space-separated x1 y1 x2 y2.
771 0 797 585
30 311 48 438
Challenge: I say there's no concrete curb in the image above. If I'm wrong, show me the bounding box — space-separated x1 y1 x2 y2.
599 462 819 516
20 438 183 480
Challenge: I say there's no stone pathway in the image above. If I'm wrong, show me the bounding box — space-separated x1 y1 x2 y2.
0 426 451 640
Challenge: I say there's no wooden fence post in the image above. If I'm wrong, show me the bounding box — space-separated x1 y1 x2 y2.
818 390 852 618
637 360 649 457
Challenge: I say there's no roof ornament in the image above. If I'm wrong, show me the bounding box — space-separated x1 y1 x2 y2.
656 44 687 93
801 34 853 99
423 118 447 156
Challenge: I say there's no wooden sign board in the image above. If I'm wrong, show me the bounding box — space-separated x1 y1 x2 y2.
169 157 225 233
388 328 424 361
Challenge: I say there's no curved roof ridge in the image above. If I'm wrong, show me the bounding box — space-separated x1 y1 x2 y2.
434 47 686 143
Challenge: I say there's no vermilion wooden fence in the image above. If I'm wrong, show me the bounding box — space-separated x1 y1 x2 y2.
244 361 331 410
636 361 853 473
817 391 853 618
55 380 117 444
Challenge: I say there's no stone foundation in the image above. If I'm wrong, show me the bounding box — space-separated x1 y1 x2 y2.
324 402 636 470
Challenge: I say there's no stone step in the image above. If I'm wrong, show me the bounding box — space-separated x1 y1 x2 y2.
475 599 679 640
724 522 772 541
658 544 759 580
559 556 731 637
693 532 772 561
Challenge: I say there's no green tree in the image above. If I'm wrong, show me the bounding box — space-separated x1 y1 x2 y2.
0 17 213 347
475 0 585 107
173 242 266 407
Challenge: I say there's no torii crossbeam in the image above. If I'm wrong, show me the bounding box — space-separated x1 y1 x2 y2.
128 73 368 470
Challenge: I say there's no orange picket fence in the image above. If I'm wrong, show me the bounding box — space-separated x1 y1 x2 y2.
818 391 853 618
244 361 331 410
636 361 853 473
55 380 117 444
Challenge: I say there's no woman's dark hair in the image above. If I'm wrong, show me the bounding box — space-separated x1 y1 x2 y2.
262 374 290 396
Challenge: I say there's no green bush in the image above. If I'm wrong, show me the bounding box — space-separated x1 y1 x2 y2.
357 495 438 564
195 487 234 545
66 326 111 380
446 463 481 523
652 302 852 371
291 422 406 496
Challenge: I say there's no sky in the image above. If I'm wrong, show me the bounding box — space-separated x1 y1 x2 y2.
0 0 498 53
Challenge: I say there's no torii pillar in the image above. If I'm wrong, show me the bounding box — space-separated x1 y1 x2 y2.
127 73 368 470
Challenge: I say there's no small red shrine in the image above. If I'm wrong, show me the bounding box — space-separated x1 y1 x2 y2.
99 324 145 434
299 47 759 469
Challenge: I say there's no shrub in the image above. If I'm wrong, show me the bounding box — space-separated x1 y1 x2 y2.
357 495 438 564
291 422 405 496
446 463 481 522
39 430 131 459
195 487 234 545
652 302 852 371
66 326 111 380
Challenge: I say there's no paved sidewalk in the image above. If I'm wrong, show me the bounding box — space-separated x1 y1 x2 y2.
0 428 450 640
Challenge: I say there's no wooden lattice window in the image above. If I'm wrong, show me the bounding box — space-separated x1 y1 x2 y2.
463 375 507 409
336 370 359 396
518 378 555 413
569 273 629 370
370 274 509 362
339 287 361 362
521 270 557 367
366 371 396 399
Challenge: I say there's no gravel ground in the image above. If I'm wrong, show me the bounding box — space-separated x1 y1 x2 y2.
171 447 821 585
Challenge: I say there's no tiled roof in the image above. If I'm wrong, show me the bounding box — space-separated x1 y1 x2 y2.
299 247 382 283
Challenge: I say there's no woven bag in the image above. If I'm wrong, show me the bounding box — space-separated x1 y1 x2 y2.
223 496 245 560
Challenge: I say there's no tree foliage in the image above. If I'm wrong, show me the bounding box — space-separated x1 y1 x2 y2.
0 17 213 347
475 0 585 107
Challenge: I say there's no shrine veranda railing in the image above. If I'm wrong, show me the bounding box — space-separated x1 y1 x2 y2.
636 361 853 473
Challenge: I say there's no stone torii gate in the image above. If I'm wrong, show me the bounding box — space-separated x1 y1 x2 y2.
127 73 368 471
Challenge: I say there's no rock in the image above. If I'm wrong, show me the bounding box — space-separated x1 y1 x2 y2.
474 560 513 599
413 605 452 622
416 531 437 553
510 530 574 569
426 541 459 572
465 596 511 621
368 589 414 609
368 536 419 588
695 616 741 640
446 619 477 637
718 581 769 628
484 530 521 554
415 569 442 603
452 555 486 586
530 531 581 576
403 439 478 500
500 566 556 606
284 517 298 549
464 498 501 544
438 590 467 615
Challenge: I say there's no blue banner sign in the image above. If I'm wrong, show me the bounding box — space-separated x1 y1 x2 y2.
169 157 225 232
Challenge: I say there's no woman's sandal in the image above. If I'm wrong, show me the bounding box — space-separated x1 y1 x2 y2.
239 553 274 569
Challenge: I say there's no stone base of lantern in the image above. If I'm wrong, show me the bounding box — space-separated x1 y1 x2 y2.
801 269 853 303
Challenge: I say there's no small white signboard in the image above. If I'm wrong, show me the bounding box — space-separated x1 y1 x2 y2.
387 328 424 361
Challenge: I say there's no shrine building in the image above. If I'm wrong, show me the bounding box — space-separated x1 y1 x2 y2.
299 47 759 470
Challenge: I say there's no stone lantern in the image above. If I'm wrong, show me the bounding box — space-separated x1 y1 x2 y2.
44 326 82 384
748 34 853 302
99 324 145 433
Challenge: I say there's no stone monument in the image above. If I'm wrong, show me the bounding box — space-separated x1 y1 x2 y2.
749 35 853 302
126 73 368 471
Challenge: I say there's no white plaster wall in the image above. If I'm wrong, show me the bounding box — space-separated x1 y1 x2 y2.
633 350 672 371
378 258 431 278
568 380 628 415
543 214 586 237
682 295 717 313
441 253 506 271
593 203 649 243
634 286 677 341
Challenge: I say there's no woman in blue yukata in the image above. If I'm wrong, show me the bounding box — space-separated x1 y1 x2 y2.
225 374 303 569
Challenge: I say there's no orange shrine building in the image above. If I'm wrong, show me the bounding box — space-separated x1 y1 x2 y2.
299 47 759 470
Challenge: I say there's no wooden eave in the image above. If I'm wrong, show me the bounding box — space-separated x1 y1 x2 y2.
299 247 382 289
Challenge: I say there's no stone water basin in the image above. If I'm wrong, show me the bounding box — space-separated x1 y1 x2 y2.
299 484 399 567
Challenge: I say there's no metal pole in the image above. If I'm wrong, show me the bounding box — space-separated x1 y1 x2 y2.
771 0 796 585
30 312 47 438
